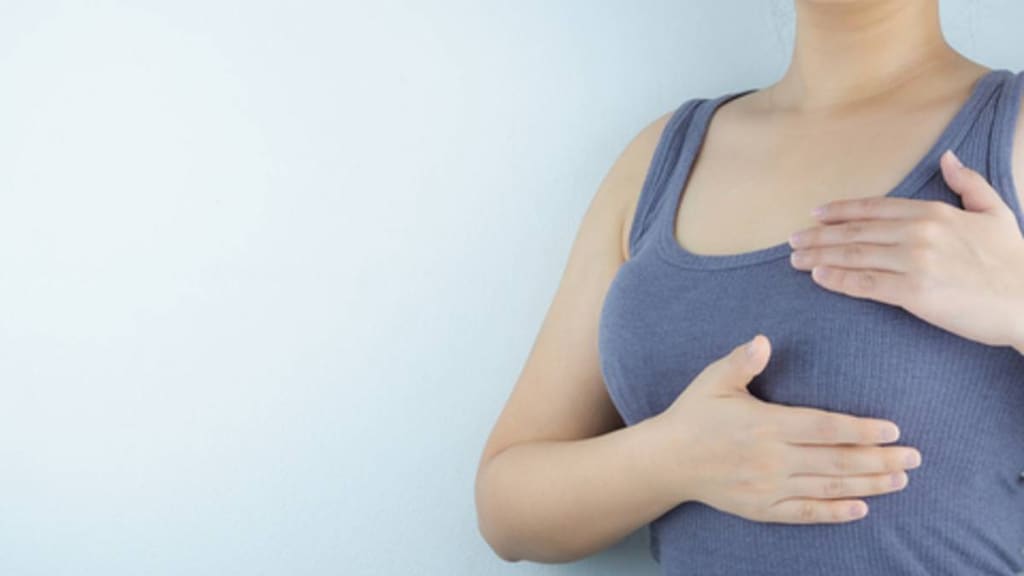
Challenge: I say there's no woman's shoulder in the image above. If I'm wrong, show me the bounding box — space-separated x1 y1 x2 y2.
604 111 670 259
600 105 688 259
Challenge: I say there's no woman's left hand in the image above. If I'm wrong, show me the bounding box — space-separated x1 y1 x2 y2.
787 149 1024 352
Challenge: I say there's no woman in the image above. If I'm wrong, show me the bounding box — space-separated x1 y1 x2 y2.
475 1 1024 574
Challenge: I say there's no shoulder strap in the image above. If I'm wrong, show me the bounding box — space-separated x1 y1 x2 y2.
991 69 1024 233
628 98 704 258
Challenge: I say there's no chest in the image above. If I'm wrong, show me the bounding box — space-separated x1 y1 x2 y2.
599 250 1024 492
671 104 964 257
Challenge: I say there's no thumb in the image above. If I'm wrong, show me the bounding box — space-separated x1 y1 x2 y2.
940 149 1012 217
704 333 771 394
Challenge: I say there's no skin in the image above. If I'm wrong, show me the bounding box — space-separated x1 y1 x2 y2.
673 0 1024 352
475 0 1024 564
789 150 1024 353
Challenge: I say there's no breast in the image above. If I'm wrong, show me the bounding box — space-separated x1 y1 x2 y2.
598 243 1024 574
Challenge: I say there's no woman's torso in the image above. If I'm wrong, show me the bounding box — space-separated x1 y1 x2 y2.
598 67 1024 575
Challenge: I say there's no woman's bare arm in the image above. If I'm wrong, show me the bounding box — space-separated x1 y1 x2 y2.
473 111 682 564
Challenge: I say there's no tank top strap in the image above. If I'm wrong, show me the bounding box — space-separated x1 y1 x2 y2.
990 68 1024 231
627 98 704 258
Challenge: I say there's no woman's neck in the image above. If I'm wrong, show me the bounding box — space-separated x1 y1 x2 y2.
774 0 963 111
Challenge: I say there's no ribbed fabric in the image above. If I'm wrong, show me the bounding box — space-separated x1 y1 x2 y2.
598 68 1024 575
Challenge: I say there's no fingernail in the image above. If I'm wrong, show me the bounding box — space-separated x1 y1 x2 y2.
746 337 758 359
905 451 921 468
946 149 963 169
880 425 900 443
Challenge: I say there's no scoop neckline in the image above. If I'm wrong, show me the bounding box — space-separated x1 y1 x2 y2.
655 67 1010 271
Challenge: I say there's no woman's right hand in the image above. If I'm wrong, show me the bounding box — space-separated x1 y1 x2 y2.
650 333 922 524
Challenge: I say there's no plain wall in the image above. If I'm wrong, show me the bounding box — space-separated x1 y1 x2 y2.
0 1 1021 574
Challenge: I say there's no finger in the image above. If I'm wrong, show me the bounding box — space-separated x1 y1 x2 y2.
761 497 869 524
699 333 771 394
771 404 901 445
940 149 1014 217
786 444 922 476
812 195 953 224
788 218 925 250
791 243 911 274
808 264 910 307
780 470 908 501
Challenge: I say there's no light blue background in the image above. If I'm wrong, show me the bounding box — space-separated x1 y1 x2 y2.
0 1 1021 575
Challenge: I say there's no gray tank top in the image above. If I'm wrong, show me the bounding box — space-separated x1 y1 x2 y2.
598 68 1024 575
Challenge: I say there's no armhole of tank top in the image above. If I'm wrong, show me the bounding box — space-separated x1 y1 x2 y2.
627 98 703 259
992 68 1024 233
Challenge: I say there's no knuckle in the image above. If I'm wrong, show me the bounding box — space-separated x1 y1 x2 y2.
737 452 778 484
855 271 876 292
798 500 817 522
754 455 782 479
746 421 778 443
740 476 778 500
841 222 862 241
910 245 935 271
822 476 845 498
842 243 864 263
883 450 902 472
913 219 940 243
831 449 849 473
862 196 884 214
